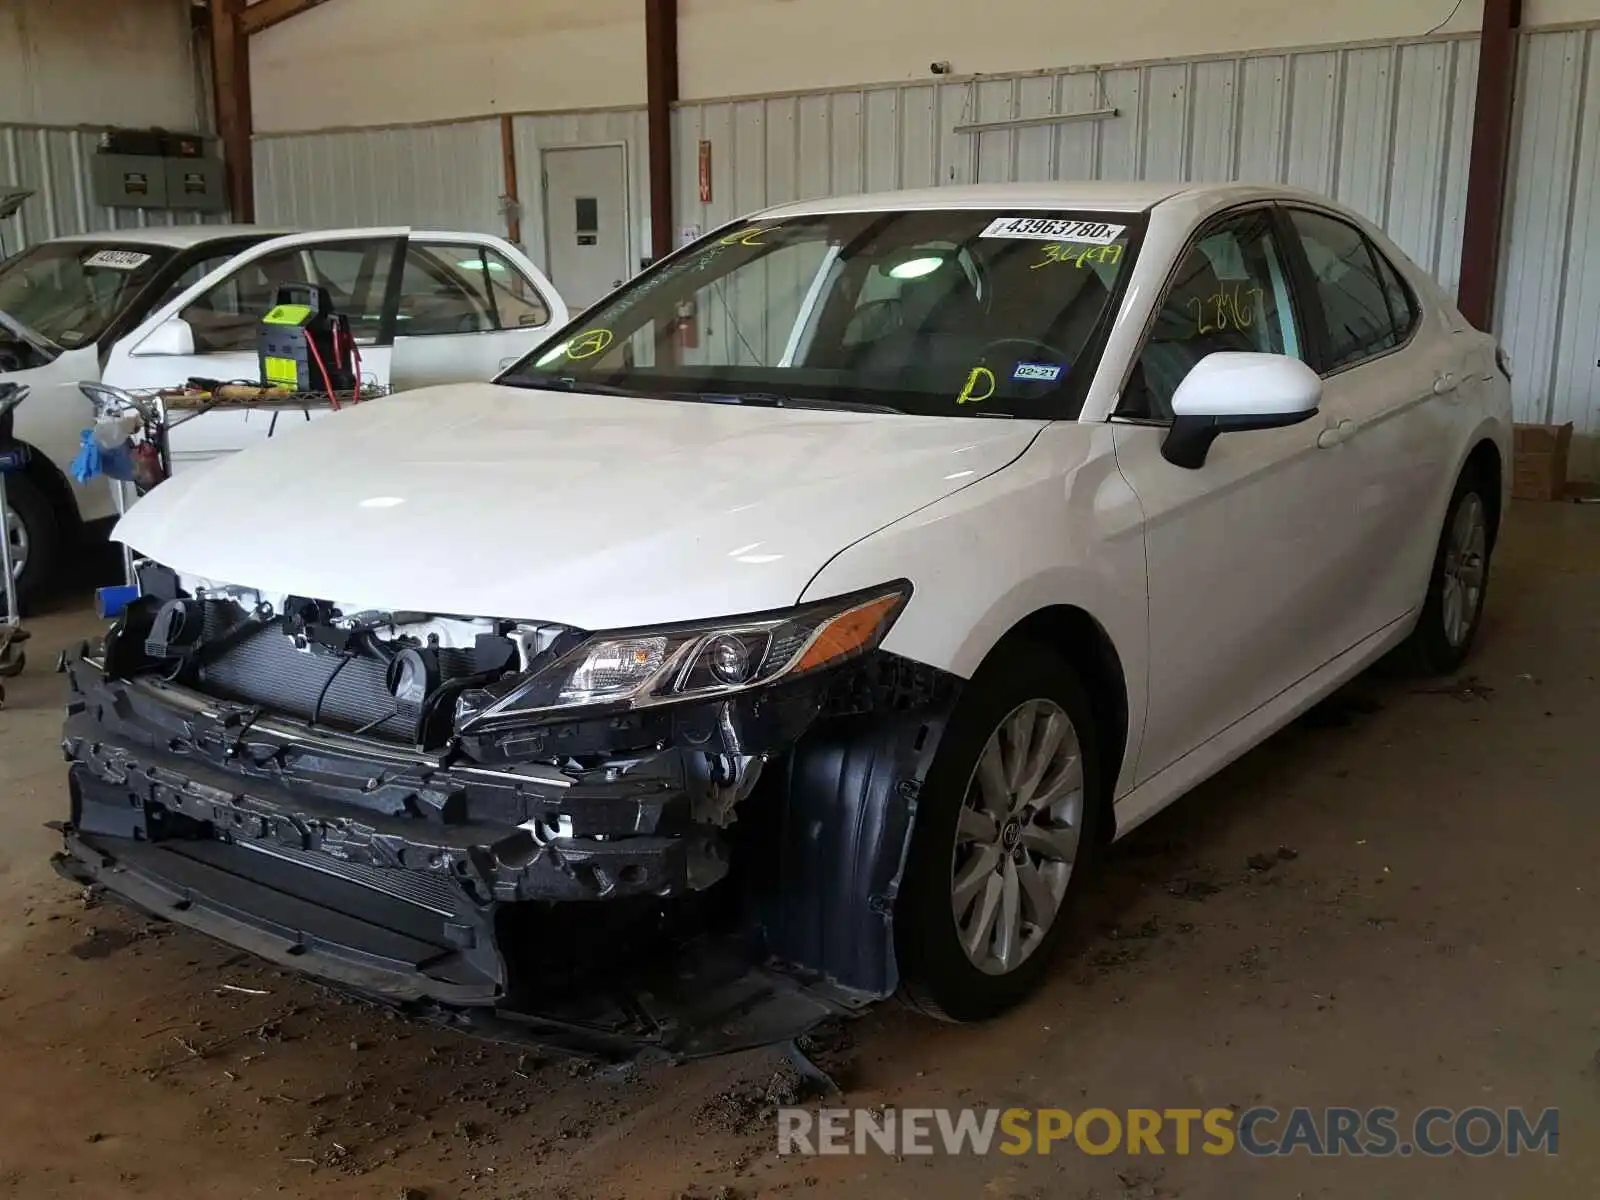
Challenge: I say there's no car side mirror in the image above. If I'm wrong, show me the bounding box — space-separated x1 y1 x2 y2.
1161 352 1322 469
132 316 195 358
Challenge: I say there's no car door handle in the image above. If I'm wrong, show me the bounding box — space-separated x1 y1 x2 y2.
1432 372 1458 395
1317 423 1347 449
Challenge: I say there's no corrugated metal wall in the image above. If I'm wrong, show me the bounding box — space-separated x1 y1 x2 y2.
253 121 507 233
0 126 223 255
251 109 652 277
1500 25 1600 479
672 36 1480 291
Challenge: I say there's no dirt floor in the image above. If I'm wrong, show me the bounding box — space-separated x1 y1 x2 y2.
0 502 1596 1200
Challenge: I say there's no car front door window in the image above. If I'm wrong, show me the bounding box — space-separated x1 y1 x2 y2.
180 240 398 354
1122 209 1301 419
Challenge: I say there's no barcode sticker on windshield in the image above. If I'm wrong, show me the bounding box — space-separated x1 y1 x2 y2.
82 249 152 271
979 217 1125 245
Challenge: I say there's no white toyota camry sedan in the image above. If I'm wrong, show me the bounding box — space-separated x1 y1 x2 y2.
59 183 1511 1053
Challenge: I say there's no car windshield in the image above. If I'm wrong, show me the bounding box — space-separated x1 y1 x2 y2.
0 241 174 349
502 209 1140 418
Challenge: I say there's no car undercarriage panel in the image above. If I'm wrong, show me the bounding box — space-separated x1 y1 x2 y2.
54 824 859 1060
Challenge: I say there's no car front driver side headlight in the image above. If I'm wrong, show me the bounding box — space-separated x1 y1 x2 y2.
453 582 911 734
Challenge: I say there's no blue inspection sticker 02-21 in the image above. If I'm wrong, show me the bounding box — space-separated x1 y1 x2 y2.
1012 361 1064 383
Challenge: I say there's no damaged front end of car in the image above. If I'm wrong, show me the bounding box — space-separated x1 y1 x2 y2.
54 563 962 1058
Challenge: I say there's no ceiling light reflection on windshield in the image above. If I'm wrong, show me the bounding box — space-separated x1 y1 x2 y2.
889 256 945 280
535 341 570 367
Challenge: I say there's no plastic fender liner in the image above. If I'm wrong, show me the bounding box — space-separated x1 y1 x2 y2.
758 673 960 997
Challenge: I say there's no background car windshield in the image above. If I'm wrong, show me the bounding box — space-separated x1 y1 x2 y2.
503 210 1137 417
0 242 173 348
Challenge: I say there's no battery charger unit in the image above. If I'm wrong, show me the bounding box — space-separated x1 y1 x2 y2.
257 283 357 396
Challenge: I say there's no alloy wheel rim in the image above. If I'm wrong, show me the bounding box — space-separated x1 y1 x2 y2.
4 507 24 582
1441 493 1487 647
949 698 1084 977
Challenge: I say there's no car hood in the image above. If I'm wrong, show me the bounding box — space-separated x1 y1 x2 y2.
115 383 1043 628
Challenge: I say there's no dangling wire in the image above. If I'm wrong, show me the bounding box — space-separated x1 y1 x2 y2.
1424 0 1467 36
303 328 341 410
310 653 353 728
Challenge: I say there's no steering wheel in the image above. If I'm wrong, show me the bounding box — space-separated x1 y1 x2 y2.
980 337 1071 366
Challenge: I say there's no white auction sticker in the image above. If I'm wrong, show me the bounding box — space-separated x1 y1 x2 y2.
82 249 152 270
979 216 1126 245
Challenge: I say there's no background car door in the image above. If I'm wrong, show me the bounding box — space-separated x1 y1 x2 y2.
1111 207 1361 784
388 234 565 388
102 229 407 468
1281 207 1457 638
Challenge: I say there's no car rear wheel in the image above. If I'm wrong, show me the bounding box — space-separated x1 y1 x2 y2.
896 642 1102 1022
1401 468 1493 675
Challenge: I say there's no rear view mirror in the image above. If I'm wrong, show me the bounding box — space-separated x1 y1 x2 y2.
132 316 195 358
1162 352 1322 469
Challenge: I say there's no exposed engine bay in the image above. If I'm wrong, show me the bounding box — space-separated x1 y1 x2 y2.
55 562 962 1058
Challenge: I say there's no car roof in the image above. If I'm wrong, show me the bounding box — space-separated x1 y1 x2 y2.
754 181 1298 221
44 224 294 250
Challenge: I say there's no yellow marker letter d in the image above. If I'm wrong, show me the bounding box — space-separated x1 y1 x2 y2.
958 366 996 405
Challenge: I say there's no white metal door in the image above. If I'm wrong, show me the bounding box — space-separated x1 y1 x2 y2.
102 229 407 469
389 232 567 389
541 146 629 312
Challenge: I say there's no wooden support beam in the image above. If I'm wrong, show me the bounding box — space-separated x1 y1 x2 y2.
209 0 254 221
500 114 522 246
644 0 678 262
240 0 335 37
1456 0 1522 331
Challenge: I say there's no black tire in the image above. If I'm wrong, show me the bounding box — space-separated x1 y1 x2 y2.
896 641 1104 1022
2 473 60 616
1399 467 1494 676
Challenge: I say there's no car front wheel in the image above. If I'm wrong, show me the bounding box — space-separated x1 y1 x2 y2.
896 642 1103 1022
2 473 58 616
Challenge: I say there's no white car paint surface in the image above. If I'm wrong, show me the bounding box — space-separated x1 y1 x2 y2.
112 181 1513 844
113 383 1046 628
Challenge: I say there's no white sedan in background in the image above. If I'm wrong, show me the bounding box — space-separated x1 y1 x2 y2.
0 225 565 605
62 183 1510 1050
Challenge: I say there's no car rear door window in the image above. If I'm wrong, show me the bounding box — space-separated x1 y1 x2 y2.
398 243 551 337
1286 209 1403 371
1121 208 1302 419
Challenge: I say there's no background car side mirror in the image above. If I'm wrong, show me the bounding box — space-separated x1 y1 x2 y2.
1161 352 1322 469
132 316 195 358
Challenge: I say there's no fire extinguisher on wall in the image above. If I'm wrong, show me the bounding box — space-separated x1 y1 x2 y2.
675 297 699 350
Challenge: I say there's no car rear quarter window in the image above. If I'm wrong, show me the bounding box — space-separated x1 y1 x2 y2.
1371 244 1419 340
1286 209 1403 371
